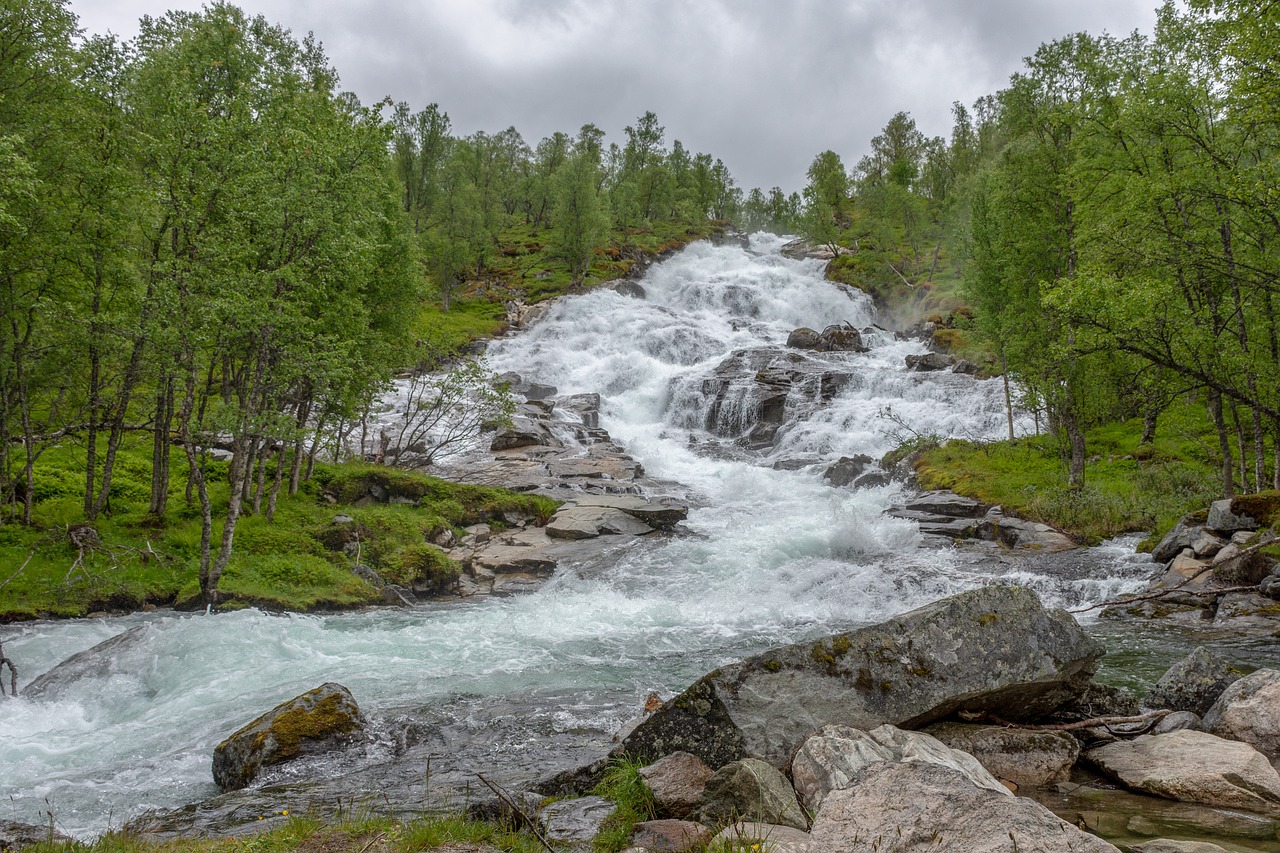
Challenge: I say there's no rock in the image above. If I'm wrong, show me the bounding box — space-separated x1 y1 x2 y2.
851 470 891 489
621 586 1103 769
1143 647 1245 716
516 301 554 329
0 820 71 850
808 762 1119 852
1049 682 1140 722
905 352 955 371
212 683 365 792
1212 592 1280 629
638 752 713 819
631 820 711 852
1211 536 1275 585
976 508 1077 551
573 494 688 529
822 455 873 488
22 625 150 700
1190 531 1226 558
786 328 821 349
1207 497 1261 533
790 724 1007 815
612 281 646 299
380 584 416 606
952 359 982 375
1202 668 1280 758
524 382 557 401
1130 842 1232 853
712 821 811 852
924 722 1079 789
490 419 555 451
1152 518 1203 564
331 514 354 524
539 796 616 846
889 490 987 518
1085 729 1280 812
1151 710 1202 734
817 324 866 352
561 393 602 429
691 758 807 831
545 505 652 540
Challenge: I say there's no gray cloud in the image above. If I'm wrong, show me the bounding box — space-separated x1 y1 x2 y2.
72 0 1157 192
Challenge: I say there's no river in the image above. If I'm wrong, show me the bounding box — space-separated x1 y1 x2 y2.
0 234 1216 838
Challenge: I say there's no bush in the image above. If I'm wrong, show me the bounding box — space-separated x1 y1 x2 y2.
384 543 459 593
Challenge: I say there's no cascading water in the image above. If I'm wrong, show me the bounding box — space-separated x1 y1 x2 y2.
1 234 1162 838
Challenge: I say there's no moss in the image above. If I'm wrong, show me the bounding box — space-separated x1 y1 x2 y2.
762 660 782 673
810 643 836 667
831 634 852 655
1230 491 1280 527
978 612 999 626
260 692 360 762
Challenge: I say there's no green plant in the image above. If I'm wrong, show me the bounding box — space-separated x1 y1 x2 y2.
592 755 656 852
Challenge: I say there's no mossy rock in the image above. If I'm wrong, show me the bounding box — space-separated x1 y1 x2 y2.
212 683 365 791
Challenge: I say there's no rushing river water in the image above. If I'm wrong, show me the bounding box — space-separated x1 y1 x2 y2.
0 234 1220 839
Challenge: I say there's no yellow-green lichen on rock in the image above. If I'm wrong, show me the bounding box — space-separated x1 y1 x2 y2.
212 682 366 791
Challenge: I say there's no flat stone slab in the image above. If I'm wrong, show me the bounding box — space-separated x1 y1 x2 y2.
546 505 652 540
1086 729 1280 812
890 490 987 518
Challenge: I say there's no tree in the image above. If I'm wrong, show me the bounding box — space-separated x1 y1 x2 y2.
551 143 610 284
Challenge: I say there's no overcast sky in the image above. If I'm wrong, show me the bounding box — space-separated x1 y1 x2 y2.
70 0 1159 193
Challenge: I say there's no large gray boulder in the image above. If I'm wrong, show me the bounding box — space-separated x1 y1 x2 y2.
212 683 366 791
1085 729 1280 812
1151 518 1202 564
691 758 808 831
807 762 1119 852
1203 668 1280 759
22 625 149 700
1143 647 1245 716
620 586 1103 768
923 721 1079 789
790 724 1007 815
0 820 71 851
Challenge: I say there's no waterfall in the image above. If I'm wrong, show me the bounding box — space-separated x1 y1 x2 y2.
0 234 1155 838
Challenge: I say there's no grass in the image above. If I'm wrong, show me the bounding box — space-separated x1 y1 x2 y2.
913 399 1230 544
0 441 558 621
591 756 656 852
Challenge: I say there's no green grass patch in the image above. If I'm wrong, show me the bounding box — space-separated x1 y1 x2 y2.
592 755 656 853
914 400 1227 543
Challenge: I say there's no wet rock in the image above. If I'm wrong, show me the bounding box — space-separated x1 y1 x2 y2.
924 722 1079 789
490 416 559 451
545 505 652 540
1130 842 1232 853
712 821 811 853
1212 592 1280 629
631 819 712 852
560 393 602 429
523 382 557 401
1152 518 1203 564
952 358 982 375
976 508 1077 551
1143 647 1245 716
905 352 955 371
786 327 821 349
638 752 713 819
1203 668 1280 759
817 323 866 352
1085 729 1280 812
852 470 891 489
23 625 150 700
808 762 1118 852
612 281 646 299
889 490 987 518
575 494 688 528
539 795 616 847
822 455 873 488
212 683 366 792
790 724 1007 815
0 820 71 850
621 586 1103 769
1207 497 1261 533
379 584 415 606
691 758 807 831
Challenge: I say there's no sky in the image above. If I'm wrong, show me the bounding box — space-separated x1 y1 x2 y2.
69 0 1160 194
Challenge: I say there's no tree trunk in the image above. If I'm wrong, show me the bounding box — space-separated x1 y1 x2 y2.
1210 390 1235 498
251 438 267 516
1001 349 1014 442
149 380 174 517
1140 409 1158 445
266 444 285 522
1061 406 1086 489
1230 402 1250 493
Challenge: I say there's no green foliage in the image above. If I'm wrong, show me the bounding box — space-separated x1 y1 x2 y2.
383 543 459 591
592 755 656 853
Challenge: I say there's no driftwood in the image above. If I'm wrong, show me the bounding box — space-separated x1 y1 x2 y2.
1072 535 1277 614
961 708 1173 734
476 772 554 852
0 639 17 697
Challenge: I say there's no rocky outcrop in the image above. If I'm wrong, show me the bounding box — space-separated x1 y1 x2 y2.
923 721 1079 789
1085 729 1280 812
807 762 1119 852
212 683 366 792
822 455 873 488
790 724 1007 815
905 352 955 371
886 491 1076 551
691 758 808 831
638 752 713 819
620 586 1103 768
22 625 150 700
1143 647 1245 716
1202 668 1280 758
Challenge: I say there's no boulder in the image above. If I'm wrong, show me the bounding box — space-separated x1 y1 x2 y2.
490 417 557 451
888 490 987 518
817 324 866 352
612 281 646 299
1151 710 1202 734
1202 668 1280 758
631 819 712 852
786 328 821 349
539 796 617 847
621 586 1103 769
1130 842 1232 853
905 352 955 371
790 724 1007 815
1207 497 1261 533
1085 729 1280 812
923 722 1079 789
545 505 652 540
807 762 1119 852
22 625 150 700
212 683 365 791
1151 518 1203 564
1190 531 1226 558
952 359 982 376
712 821 811 852
1143 647 1245 716
573 494 688 529
822 455 873 488
638 752 713 819
691 758 807 831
